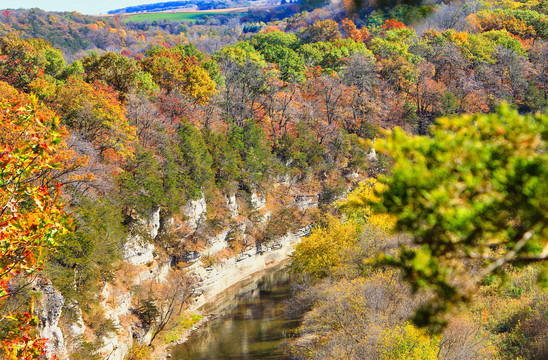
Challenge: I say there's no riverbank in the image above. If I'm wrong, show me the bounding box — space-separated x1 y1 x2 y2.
169 266 297 360
187 225 310 311
153 227 309 359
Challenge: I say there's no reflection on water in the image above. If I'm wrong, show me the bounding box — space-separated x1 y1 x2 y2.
171 267 298 360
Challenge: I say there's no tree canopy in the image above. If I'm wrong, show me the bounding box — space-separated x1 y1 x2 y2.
0 84 72 358
374 105 548 328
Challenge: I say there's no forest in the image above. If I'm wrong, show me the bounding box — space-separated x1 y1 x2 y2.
0 0 547 358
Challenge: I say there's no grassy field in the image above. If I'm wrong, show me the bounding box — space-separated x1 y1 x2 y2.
123 9 247 23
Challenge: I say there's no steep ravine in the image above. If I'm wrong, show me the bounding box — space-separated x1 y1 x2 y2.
35 184 328 360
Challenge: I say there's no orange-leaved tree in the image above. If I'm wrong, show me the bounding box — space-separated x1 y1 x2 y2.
52 77 137 159
0 86 72 359
141 45 217 104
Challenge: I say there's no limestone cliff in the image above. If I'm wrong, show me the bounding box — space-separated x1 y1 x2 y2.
36 175 359 360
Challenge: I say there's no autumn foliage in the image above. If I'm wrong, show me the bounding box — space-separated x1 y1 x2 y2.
0 85 72 358
0 0 546 358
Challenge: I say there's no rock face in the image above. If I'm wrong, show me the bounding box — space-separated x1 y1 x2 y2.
123 207 161 265
123 235 155 265
187 226 311 311
226 194 239 218
184 196 207 229
205 228 230 256
148 207 161 238
250 191 266 210
97 283 133 360
293 194 319 210
37 280 66 359
40 181 350 360
64 304 85 354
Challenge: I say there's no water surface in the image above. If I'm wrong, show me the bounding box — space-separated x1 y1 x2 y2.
171 267 298 360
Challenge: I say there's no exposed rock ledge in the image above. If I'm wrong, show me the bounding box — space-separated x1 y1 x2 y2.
38 191 319 360
40 221 310 360
186 225 310 312
155 225 311 359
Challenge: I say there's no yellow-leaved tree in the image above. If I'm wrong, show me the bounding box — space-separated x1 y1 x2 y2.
379 323 440 360
290 178 395 280
0 83 72 358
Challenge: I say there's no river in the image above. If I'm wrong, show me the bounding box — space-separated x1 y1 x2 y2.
170 266 299 360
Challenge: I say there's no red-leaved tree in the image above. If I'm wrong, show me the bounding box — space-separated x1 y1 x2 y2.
0 85 72 359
